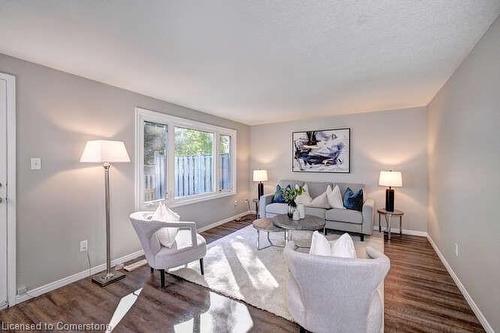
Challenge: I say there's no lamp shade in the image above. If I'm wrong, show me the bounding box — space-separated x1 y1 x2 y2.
253 169 268 182
80 140 130 163
379 170 402 187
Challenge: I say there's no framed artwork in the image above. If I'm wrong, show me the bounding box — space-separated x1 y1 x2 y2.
292 128 350 173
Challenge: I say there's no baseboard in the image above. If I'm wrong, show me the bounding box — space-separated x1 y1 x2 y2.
427 235 493 333
198 210 253 232
373 226 428 237
15 250 144 305
14 211 254 306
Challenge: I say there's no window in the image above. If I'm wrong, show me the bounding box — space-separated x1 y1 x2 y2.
175 127 214 197
219 134 232 191
135 107 237 209
143 121 168 202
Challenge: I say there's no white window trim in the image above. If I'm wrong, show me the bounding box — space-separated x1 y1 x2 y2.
135 107 237 210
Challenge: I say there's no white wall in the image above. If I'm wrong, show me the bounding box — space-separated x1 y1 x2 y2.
250 107 428 232
428 16 500 331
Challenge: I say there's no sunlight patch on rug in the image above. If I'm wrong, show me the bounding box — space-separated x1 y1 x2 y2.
169 225 384 321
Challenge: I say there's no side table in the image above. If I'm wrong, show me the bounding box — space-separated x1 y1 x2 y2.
377 208 404 240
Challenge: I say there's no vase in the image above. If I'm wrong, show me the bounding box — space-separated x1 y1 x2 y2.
292 209 300 221
297 204 305 219
287 204 295 218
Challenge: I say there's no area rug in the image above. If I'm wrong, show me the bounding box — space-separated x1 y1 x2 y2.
168 225 384 321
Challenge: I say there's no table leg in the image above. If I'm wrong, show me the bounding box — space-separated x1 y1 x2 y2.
400 216 403 236
378 213 381 232
385 214 392 240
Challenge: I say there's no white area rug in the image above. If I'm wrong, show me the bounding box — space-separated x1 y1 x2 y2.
169 225 384 321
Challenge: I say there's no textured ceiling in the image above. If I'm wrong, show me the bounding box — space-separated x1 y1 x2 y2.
0 1 499 125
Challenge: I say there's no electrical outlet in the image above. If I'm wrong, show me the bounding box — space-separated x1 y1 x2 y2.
80 240 88 252
30 157 42 170
455 243 459 257
17 286 27 295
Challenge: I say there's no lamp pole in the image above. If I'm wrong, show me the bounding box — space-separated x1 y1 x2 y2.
92 162 125 286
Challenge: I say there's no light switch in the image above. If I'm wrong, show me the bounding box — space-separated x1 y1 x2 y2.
30 158 42 170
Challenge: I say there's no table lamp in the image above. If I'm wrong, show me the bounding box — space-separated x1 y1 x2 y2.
253 169 268 199
379 170 402 212
80 140 130 286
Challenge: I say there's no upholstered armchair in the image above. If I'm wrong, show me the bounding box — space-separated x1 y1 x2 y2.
129 211 207 288
284 243 390 333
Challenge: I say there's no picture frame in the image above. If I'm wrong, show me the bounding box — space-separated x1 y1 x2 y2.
292 128 350 173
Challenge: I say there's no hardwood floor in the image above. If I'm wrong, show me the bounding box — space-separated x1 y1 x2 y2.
0 214 484 332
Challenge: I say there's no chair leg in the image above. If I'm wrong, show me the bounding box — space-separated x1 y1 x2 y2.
360 234 365 242
160 269 165 288
199 258 204 275
150 267 154 273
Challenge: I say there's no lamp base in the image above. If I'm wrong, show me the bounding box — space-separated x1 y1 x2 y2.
385 188 395 212
91 270 125 287
257 182 264 199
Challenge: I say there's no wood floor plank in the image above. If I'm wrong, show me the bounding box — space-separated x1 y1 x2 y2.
0 214 485 332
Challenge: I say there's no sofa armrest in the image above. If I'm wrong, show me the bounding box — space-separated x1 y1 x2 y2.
361 198 375 235
259 194 274 218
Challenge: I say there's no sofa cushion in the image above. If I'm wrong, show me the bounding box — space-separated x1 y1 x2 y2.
326 208 363 224
307 181 332 198
266 203 288 215
304 206 326 219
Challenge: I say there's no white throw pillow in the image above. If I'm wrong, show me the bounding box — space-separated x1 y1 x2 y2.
307 189 331 209
309 232 357 259
309 231 331 256
295 184 312 205
331 233 357 259
326 185 345 209
151 202 180 248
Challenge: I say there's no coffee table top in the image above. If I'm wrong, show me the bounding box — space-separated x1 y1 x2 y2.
272 214 325 231
252 218 283 232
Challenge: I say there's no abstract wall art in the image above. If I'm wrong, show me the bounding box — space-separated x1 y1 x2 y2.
292 128 350 173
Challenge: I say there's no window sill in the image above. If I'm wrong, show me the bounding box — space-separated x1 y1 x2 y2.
170 191 236 208
142 191 236 210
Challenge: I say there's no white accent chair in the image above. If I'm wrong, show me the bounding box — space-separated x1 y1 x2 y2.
284 242 390 333
130 211 207 288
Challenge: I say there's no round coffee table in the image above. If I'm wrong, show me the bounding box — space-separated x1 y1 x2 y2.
272 214 326 247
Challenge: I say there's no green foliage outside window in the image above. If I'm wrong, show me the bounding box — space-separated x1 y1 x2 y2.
175 127 213 157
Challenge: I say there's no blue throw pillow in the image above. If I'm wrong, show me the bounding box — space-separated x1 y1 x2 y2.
272 185 288 203
343 188 364 211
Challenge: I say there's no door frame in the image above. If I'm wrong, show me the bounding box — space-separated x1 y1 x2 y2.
0 73 16 307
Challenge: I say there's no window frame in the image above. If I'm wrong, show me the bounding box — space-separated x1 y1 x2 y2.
135 107 237 209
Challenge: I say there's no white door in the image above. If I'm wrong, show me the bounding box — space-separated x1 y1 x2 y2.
0 77 7 308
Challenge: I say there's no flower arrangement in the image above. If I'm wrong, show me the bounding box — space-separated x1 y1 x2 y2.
284 185 305 208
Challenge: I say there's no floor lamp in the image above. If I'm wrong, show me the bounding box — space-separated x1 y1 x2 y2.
80 140 130 286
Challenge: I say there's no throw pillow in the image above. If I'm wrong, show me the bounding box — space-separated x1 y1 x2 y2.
309 231 332 256
331 233 357 259
295 184 312 205
152 202 180 248
308 189 331 209
326 184 345 209
272 185 288 203
343 187 364 211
